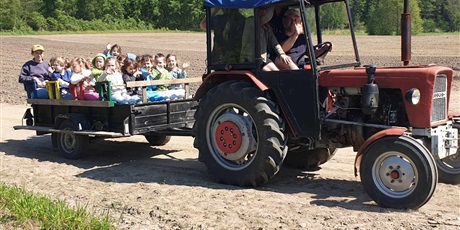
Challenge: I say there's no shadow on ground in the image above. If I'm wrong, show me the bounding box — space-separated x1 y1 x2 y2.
1 135 391 212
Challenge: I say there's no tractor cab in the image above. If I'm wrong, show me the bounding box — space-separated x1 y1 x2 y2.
199 0 360 139
202 0 360 73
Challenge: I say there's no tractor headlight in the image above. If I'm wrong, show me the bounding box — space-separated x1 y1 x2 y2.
405 88 421 105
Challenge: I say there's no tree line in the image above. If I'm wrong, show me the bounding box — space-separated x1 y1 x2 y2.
0 0 458 34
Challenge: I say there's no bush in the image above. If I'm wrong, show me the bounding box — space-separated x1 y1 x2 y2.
28 12 48 31
423 19 438 33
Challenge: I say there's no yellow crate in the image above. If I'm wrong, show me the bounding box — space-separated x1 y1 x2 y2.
46 81 60 99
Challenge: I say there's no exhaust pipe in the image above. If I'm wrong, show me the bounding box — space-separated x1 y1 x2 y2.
401 0 411 66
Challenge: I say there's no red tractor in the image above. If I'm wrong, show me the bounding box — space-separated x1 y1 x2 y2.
192 0 459 209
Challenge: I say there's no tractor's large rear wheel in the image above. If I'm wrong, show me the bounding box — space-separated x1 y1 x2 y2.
193 81 286 187
360 136 437 209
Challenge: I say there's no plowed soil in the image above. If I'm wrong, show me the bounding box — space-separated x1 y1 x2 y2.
1 34 459 229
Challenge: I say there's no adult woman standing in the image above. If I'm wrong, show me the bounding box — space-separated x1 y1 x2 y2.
18 44 51 98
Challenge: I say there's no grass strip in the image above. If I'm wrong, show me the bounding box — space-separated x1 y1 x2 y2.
0 182 114 230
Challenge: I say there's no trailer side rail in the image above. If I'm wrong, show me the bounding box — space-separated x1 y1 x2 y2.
13 125 127 137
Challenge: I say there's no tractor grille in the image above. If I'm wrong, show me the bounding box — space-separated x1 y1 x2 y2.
431 74 447 123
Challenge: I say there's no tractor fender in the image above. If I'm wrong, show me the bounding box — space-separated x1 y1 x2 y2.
354 128 407 177
194 71 269 100
54 113 91 131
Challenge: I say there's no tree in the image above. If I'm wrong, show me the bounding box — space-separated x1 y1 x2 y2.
41 0 64 17
0 0 23 30
445 0 460 32
366 0 422 35
320 1 348 30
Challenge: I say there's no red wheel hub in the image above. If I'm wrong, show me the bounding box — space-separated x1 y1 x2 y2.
214 121 242 154
390 170 400 179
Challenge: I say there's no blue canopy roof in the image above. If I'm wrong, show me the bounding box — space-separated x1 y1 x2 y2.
204 0 286 8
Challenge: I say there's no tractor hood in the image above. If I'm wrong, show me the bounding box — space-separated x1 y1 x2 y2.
319 65 455 127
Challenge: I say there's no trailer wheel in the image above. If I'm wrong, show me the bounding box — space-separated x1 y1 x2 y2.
193 81 286 187
144 134 171 146
284 148 336 169
360 136 437 209
57 120 89 159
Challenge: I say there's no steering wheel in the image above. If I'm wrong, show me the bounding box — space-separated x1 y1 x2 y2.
296 41 333 66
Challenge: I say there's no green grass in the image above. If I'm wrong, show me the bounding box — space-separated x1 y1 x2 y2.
0 182 114 230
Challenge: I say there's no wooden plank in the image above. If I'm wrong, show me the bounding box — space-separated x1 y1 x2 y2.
126 77 202 88
27 99 113 107
185 84 192 99
142 88 148 103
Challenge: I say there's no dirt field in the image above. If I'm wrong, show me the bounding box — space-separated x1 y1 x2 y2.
0 34 459 229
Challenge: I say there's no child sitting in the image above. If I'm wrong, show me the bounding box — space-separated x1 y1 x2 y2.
98 57 140 104
140 54 155 81
70 57 95 100
107 44 122 58
50 56 72 99
166 53 189 90
91 53 106 81
117 54 127 69
121 58 142 95
148 53 171 91
144 54 172 102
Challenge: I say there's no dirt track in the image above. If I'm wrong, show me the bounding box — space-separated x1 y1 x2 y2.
0 34 459 229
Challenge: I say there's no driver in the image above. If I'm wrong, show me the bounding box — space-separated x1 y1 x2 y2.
272 8 306 68
272 8 331 68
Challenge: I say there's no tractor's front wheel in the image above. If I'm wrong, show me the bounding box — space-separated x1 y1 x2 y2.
193 81 286 187
360 136 437 209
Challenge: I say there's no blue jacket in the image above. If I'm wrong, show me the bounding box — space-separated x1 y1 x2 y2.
51 70 72 83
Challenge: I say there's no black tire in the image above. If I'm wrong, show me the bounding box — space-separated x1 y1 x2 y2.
144 134 171 146
51 133 58 149
360 136 437 209
436 124 460 184
436 156 460 184
57 120 89 159
284 148 336 169
193 81 286 187
436 123 460 184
